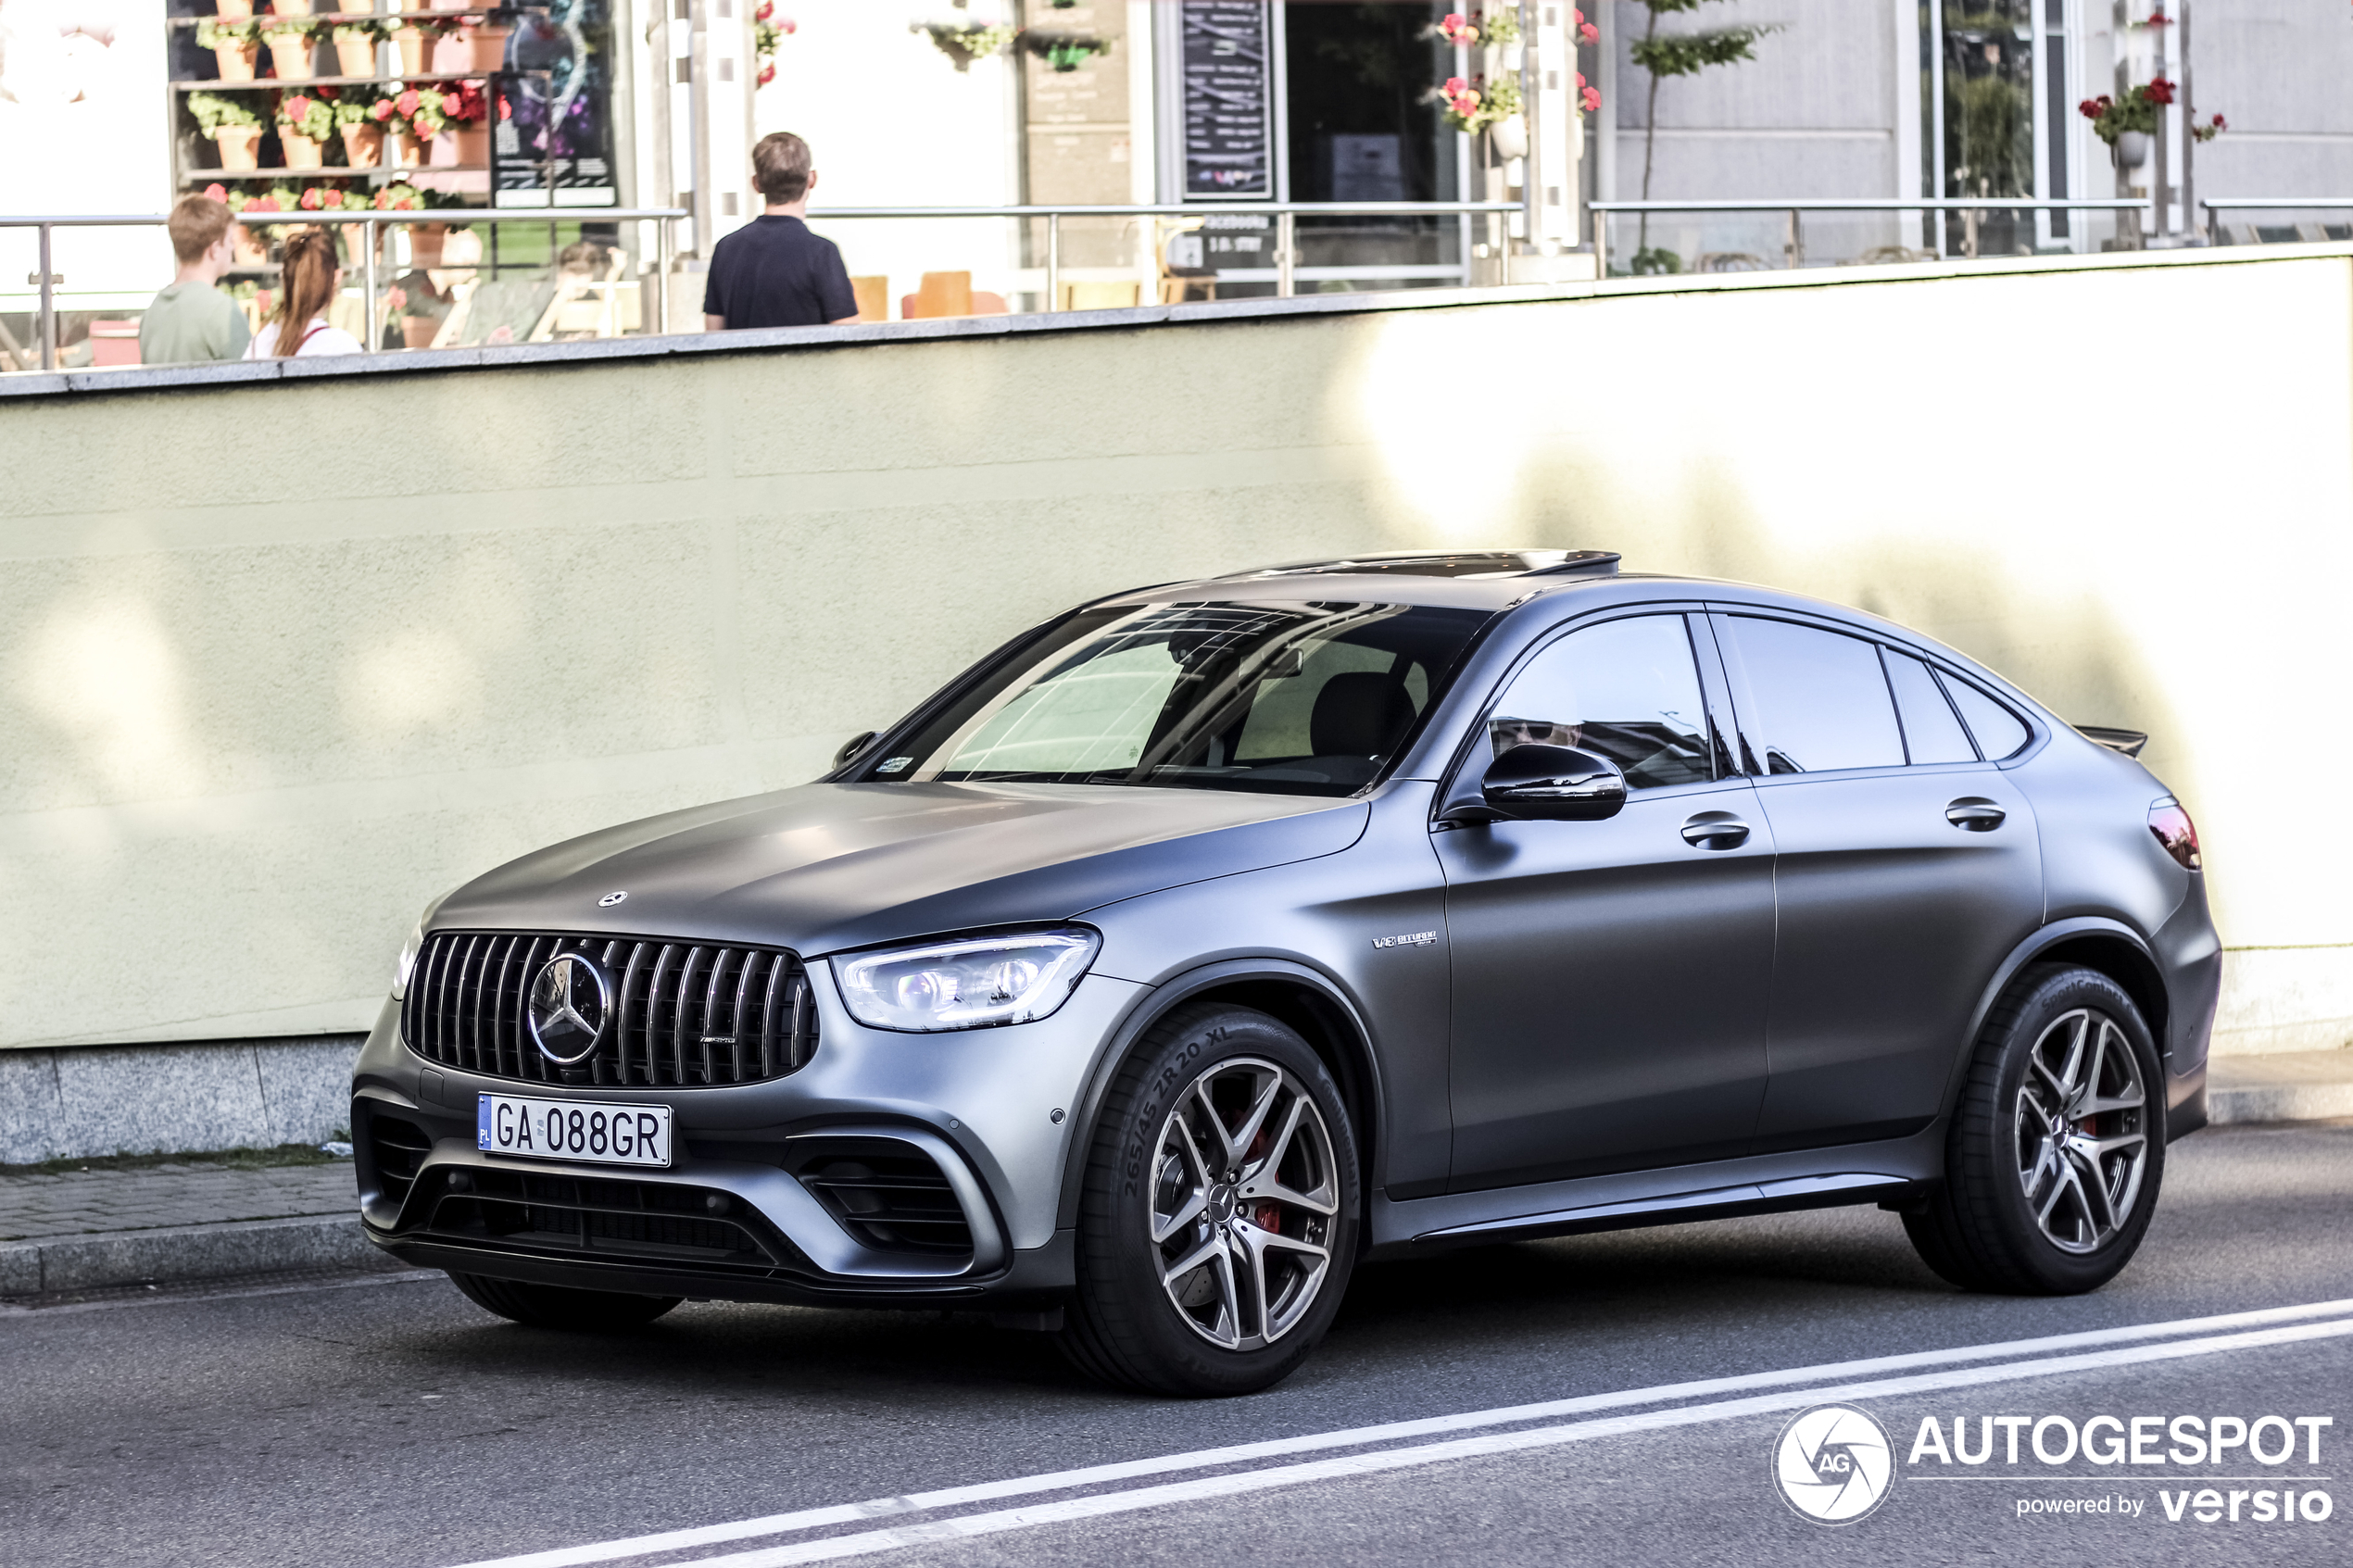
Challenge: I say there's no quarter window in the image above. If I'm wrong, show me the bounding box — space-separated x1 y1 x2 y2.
1884 651 1979 764
1723 617 1906 774
1483 616 1714 791
1943 674 2033 760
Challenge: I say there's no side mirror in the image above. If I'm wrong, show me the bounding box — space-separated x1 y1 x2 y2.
1479 744 1628 822
834 730 878 770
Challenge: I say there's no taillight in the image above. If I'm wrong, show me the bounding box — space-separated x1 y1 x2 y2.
2149 797 2201 872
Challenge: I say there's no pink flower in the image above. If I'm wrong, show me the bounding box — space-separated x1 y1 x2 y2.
284 94 311 119
1579 20 1598 44
2211 112 2228 132
204 182 228 201
395 88 420 117
1580 84 1601 113
1443 75 1466 95
371 99 391 120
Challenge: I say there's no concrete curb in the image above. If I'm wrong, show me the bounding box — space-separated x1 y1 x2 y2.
2209 1083 2353 1125
0 1213 381 1297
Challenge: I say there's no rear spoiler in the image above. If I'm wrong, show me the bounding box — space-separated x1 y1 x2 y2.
2076 725 2149 759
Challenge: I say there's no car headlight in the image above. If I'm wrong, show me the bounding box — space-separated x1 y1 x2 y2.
391 921 426 1001
834 929 1101 1033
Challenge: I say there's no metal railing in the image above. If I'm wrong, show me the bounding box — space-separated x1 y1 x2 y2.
3 207 686 372
1588 198 2154 273
798 200 1528 305
2202 199 2353 242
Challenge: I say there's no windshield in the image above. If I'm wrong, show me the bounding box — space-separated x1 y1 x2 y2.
861 600 1495 797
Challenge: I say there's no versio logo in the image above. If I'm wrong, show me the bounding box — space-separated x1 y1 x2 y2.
1775 1405 1895 1524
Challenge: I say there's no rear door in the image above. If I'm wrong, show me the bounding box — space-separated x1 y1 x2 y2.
1711 610 2045 1150
1438 609 1776 1190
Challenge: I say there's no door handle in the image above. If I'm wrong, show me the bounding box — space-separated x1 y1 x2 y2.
1680 811 1750 849
1945 797 2007 832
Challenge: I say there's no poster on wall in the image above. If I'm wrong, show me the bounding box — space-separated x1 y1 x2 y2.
492 0 619 207
1180 0 1271 199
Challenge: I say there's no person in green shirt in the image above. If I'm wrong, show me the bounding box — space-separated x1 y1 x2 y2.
139 194 251 365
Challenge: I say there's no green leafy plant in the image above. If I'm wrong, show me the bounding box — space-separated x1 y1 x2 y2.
1629 0 1781 251
195 18 258 49
331 19 389 44
915 19 1016 72
1433 70 1521 134
189 90 263 134
258 16 317 43
274 89 336 141
1023 31 1112 72
333 89 385 127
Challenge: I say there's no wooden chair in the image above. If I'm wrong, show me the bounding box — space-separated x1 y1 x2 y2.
849 275 889 322
904 270 972 319
1057 280 1141 311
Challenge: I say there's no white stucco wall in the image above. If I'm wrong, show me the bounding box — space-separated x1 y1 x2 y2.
3 244 2350 1057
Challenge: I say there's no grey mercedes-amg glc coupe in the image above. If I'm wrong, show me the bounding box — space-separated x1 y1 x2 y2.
353 550 2218 1396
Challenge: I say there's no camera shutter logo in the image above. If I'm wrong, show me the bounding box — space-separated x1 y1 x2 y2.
528 953 611 1065
1773 1405 1894 1524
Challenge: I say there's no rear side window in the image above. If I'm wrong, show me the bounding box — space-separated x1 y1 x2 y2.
1722 617 1905 774
1943 674 2033 760
1483 614 1714 791
1884 651 1978 764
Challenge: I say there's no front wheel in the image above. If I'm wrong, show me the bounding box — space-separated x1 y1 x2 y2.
447 1272 682 1331
1905 963 2166 1295
1062 1004 1360 1397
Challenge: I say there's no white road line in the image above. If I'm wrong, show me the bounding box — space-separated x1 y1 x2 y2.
443 1296 2353 1568
674 1316 2353 1568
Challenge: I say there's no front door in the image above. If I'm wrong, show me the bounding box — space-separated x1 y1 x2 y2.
1711 613 2046 1150
1439 611 1776 1192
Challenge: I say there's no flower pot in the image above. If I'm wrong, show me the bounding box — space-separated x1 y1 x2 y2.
213 125 263 170
334 38 377 77
341 121 384 168
392 26 425 73
216 0 253 17
268 0 311 14
264 35 314 79
391 126 424 166
281 130 326 169
452 124 489 166
1489 114 1528 162
463 26 511 70
232 226 269 266
407 222 447 267
2114 130 2150 169
213 42 259 81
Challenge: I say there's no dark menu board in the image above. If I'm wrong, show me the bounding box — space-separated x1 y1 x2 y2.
1182 0 1273 198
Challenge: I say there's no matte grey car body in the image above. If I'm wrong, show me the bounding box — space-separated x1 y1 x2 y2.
352 556 2218 1379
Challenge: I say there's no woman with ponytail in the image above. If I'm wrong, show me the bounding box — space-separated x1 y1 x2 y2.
243 225 364 358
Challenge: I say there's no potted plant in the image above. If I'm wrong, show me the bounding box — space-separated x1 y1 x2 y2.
215 0 255 19
196 18 260 81
331 19 384 79
389 16 446 74
753 3 792 88
914 19 1015 72
457 12 511 71
1021 31 1112 73
190 90 265 170
258 16 317 80
336 90 387 167
274 89 335 168
441 78 493 165
1434 71 1524 154
382 85 432 163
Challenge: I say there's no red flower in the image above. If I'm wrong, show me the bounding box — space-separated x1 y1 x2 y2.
1579 20 1598 44
395 88 420 117
755 1 772 17
1580 84 1601 113
299 188 322 209
757 62 774 85
371 99 391 120
1443 75 1466 95
2146 76 2176 105
2211 113 2228 132
284 94 311 119
204 182 228 201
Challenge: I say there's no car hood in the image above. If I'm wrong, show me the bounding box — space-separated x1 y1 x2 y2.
435 781 1369 957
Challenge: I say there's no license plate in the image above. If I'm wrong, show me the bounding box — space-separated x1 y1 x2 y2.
477 1094 673 1169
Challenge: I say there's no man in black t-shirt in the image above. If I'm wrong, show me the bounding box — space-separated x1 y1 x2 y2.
702 132 861 331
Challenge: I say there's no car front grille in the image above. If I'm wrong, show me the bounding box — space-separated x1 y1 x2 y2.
422 1168 810 1273
402 931 818 1088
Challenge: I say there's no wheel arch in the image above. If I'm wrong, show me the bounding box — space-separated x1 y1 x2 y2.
1054 960 1384 1239
1943 917 2171 1124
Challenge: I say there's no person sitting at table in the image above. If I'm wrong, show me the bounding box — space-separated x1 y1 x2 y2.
244 227 364 358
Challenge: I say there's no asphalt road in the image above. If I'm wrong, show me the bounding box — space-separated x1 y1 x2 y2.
5 1122 2350 1568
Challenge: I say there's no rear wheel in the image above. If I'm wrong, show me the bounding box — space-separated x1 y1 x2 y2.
1062 1004 1360 1397
447 1272 682 1331
1905 964 2165 1295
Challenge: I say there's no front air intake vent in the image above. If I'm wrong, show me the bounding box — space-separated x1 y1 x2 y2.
367 1114 434 1209
796 1149 975 1257
402 932 817 1088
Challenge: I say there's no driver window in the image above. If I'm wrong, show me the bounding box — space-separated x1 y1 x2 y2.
1486 616 1715 790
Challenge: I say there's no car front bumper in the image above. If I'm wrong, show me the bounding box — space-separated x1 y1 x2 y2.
350 965 1144 1307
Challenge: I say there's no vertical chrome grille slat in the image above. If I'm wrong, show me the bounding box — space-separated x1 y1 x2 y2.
400 932 813 1087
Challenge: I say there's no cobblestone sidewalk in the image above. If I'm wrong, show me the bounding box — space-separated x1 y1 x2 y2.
0 1161 357 1244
